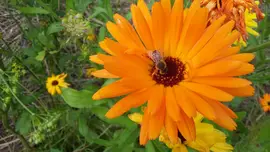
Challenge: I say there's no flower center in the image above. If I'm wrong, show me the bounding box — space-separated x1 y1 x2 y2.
150 57 186 87
268 102 270 106
52 80 59 86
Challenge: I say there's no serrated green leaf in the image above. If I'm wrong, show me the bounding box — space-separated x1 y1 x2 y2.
35 51 46 61
47 22 64 35
18 7 50 14
15 112 32 135
61 88 94 108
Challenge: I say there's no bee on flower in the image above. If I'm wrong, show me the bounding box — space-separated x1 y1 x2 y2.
201 0 264 47
90 0 254 145
46 73 69 95
260 93 270 112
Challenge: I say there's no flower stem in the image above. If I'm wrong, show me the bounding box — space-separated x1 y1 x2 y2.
0 74 35 115
1 38 41 83
0 109 33 151
242 41 270 53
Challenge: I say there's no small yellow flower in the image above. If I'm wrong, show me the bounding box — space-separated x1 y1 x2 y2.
86 68 97 78
46 73 69 95
260 94 270 112
129 112 233 152
87 33 95 41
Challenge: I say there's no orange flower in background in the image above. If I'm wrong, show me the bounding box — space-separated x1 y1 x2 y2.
90 0 255 145
201 0 264 43
260 94 270 112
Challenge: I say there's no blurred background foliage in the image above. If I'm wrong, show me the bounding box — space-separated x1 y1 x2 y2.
0 0 270 151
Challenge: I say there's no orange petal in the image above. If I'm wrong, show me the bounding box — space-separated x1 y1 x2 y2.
106 88 150 118
91 69 119 78
177 0 201 49
106 22 137 49
187 15 226 59
148 85 165 115
191 21 237 68
89 55 104 65
191 77 252 88
181 82 234 102
149 105 165 139
215 101 238 118
181 87 216 120
165 87 181 121
223 63 254 76
218 85 254 97
215 46 240 59
165 114 178 143
100 38 127 56
131 5 154 50
137 0 152 31
205 98 237 130
177 7 209 59
194 60 242 77
161 0 171 17
167 0 183 56
174 86 196 117
92 79 137 100
113 14 145 49
152 2 166 51
222 53 255 62
140 107 150 145
177 109 196 141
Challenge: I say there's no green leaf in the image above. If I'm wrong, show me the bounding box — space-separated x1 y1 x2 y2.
90 7 108 19
50 149 62 152
230 97 244 109
35 51 46 61
78 115 113 146
236 111 247 121
74 0 94 12
61 88 95 108
91 106 135 129
15 112 32 135
66 0 74 11
18 7 50 14
146 141 156 152
98 26 107 42
47 22 64 35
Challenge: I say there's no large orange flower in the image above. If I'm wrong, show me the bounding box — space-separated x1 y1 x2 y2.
90 0 254 145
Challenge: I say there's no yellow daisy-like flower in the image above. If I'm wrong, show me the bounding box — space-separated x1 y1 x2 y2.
129 112 233 152
46 73 69 95
90 0 254 145
260 94 270 112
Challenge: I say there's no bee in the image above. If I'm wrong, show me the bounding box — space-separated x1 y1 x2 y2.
147 50 168 75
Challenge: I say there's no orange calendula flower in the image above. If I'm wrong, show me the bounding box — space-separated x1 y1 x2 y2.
260 94 270 112
46 73 69 95
201 0 264 43
90 0 254 145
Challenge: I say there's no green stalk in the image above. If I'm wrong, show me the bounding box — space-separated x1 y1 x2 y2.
1 38 41 83
0 109 33 151
242 41 270 53
0 74 35 115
